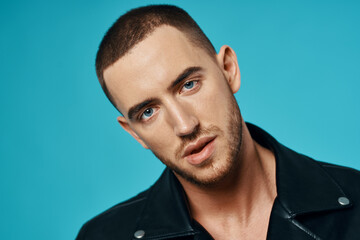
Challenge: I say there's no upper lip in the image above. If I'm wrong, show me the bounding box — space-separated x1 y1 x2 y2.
182 136 216 157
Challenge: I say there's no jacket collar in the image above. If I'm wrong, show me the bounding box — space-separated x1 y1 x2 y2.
247 123 352 217
135 168 196 239
134 123 351 239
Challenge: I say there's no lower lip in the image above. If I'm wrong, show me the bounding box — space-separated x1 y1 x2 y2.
185 138 216 166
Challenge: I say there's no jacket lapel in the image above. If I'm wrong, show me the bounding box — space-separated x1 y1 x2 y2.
134 168 196 239
247 123 353 239
266 198 320 240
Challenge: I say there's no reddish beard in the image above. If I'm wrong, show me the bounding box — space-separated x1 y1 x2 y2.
152 94 243 187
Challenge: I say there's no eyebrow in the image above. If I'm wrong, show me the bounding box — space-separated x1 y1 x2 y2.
127 66 203 121
128 98 157 121
167 66 203 91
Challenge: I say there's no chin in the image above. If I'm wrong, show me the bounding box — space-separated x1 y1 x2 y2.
171 155 236 187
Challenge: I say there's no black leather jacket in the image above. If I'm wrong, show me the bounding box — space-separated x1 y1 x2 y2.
76 124 360 240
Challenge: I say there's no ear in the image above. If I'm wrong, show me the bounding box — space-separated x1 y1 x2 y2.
216 45 241 93
117 116 149 149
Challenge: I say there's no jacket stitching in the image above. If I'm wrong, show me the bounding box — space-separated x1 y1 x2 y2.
116 197 147 208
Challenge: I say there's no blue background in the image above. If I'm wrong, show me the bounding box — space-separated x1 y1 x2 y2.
1 0 359 239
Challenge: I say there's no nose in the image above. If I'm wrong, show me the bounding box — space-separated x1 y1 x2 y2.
166 101 199 137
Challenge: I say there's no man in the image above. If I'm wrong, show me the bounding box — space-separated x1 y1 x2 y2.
76 5 360 240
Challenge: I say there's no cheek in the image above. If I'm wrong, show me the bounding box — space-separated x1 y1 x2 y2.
194 78 233 125
136 119 177 155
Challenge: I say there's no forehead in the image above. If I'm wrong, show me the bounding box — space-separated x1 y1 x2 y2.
103 26 215 114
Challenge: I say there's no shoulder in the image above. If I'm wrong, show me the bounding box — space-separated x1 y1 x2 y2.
319 161 360 178
76 190 149 240
317 161 360 197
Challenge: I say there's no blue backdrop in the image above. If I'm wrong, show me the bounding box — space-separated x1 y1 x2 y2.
1 0 359 239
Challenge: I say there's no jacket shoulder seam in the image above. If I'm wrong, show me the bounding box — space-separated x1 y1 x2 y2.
319 162 360 173
91 195 147 221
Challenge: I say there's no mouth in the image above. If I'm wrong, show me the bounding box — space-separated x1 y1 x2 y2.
183 136 216 166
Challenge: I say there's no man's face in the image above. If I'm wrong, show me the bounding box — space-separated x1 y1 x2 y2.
104 26 242 186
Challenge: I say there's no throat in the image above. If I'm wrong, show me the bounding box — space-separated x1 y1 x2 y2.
178 126 277 240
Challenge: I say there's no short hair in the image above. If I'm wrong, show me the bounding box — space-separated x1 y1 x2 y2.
95 4 216 111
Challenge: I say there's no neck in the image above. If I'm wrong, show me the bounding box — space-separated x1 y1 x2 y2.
176 121 277 225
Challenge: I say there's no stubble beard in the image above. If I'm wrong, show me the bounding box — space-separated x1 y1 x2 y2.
152 94 243 187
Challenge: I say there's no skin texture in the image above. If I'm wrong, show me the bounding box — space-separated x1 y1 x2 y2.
103 26 277 240
104 26 242 186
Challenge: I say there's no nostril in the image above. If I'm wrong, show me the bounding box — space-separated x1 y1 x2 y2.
174 119 198 136
167 104 199 136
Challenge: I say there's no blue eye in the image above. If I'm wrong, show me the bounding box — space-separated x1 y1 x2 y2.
141 108 154 119
184 81 194 89
180 80 200 94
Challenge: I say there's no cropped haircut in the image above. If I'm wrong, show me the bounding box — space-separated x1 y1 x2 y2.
95 4 217 111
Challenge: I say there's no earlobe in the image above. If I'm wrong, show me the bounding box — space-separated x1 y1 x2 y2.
216 45 241 93
117 116 149 149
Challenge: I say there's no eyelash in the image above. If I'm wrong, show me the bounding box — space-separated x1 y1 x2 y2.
139 106 158 122
138 80 201 122
180 80 200 93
